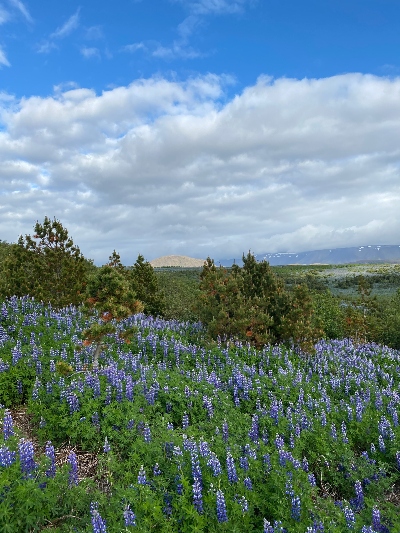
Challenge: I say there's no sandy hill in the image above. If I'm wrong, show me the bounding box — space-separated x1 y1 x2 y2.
150 255 205 268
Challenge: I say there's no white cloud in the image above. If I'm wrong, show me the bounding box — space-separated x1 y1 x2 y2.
122 42 147 53
80 46 100 59
8 0 33 23
152 41 202 59
84 25 103 40
50 8 80 39
0 5 10 24
173 0 253 15
0 45 10 66
0 73 400 263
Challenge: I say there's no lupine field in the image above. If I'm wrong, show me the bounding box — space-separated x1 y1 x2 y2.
0 296 400 532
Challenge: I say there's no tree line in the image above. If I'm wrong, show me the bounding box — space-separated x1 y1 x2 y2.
1 216 400 351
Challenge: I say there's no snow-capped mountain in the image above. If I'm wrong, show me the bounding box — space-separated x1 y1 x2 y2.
216 245 400 267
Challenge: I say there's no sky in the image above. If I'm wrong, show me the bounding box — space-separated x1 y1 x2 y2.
1 0 400 264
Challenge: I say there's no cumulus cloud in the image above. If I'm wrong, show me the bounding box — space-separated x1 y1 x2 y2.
0 73 400 263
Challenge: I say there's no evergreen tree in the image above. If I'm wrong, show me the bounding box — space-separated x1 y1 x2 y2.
81 252 144 369
0 217 88 307
130 254 166 316
197 252 320 350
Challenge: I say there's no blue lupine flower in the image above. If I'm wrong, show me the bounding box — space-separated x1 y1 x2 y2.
236 495 248 513
192 477 203 513
3 410 14 440
153 463 161 476
372 506 381 531
291 496 301 521
248 414 259 442
216 489 228 522
45 441 56 478
207 452 222 476
182 413 189 429
68 451 79 486
263 453 271 473
91 503 107 533
202 395 214 419
137 465 147 485
343 506 355 529
123 504 136 527
244 476 253 490
239 456 249 471
143 424 151 443
103 437 111 453
351 480 364 511
18 439 36 477
226 452 238 483
0 444 16 467
222 420 229 442
263 519 274 533
308 473 317 486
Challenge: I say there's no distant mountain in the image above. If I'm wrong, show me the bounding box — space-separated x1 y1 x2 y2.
216 245 400 267
150 255 205 267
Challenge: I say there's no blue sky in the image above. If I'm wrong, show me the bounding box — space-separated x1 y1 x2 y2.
1 0 400 264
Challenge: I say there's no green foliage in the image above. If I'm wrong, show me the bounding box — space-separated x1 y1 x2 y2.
196 253 321 350
81 253 143 367
130 254 166 317
155 268 201 322
311 291 346 340
0 217 89 308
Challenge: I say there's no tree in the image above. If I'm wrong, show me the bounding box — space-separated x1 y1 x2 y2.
0 217 89 307
80 252 144 369
196 252 320 351
130 254 166 316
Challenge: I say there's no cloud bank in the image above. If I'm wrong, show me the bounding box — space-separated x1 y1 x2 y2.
1 72 400 264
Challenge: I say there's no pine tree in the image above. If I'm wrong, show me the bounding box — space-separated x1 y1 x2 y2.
130 254 166 316
0 217 88 307
81 252 144 369
197 252 320 350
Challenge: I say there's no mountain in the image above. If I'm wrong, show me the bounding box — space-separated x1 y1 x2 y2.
216 245 400 267
150 255 205 267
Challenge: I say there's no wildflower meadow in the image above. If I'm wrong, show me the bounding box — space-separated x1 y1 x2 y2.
0 295 400 532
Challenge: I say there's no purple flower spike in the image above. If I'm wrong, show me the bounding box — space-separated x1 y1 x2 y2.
91 502 107 533
123 504 136 527
103 437 111 453
372 506 381 530
263 519 274 533
68 451 79 486
45 441 56 478
3 410 14 440
0 444 16 467
18 439 36 477
227 452 238 483
193 477 203 514
216 489 228 522
343 506 355 529
138 465 147 485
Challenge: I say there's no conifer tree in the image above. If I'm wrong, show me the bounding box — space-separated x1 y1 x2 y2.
130 254 166 316
197 252 320 350
81 252 143 369
0 217 88 307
